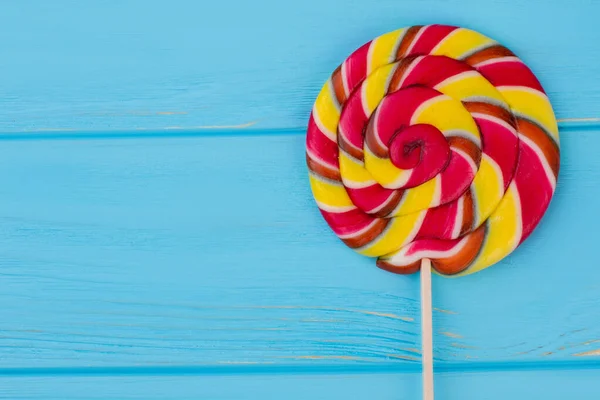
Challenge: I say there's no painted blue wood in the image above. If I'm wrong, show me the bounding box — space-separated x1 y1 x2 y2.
2 0 599 397
0 127 598 371
0 1 598 132
2 369 600 399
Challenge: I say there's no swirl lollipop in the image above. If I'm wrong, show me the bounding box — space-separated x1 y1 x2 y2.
305 24 559 399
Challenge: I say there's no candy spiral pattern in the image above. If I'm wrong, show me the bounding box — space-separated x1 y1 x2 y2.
306 25 560 276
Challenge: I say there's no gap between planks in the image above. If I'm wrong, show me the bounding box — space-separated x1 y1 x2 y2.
2 360 600 378
0 118 597 141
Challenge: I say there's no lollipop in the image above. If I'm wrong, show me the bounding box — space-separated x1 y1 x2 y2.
305 24 559 399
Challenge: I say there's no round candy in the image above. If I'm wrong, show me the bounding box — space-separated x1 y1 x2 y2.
305 24 560 276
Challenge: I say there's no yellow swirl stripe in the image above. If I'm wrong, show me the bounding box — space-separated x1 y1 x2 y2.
368 28 406 73
362 63 396 115
411 95 480 140
498 87 560 142
359 210 426 257
432 28 496 59
363 148 411 189
313 80 340 141
459 182 522 276
339 151 377 187
392 175 442 216
434 71 505 104
471 154 505 227
308 174 354 210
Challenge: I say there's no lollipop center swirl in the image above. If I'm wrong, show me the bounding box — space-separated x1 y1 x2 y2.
389 124 450 184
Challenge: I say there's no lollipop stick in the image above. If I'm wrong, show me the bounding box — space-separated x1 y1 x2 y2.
420 258 434 400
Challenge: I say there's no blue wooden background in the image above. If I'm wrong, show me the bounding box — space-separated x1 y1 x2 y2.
2 0 600 398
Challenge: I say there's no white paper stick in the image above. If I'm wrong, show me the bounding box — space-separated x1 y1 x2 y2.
421 258 434 400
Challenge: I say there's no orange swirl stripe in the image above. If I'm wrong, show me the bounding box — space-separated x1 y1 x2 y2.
305 24 559 277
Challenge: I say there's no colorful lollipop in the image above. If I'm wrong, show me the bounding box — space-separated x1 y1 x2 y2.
305 24 559 399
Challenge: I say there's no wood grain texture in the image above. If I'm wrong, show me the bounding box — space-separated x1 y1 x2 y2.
2 369 600 399
0 0 598 132
0 128 599 371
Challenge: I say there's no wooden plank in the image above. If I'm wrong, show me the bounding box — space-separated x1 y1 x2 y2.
0 1 598 132
1 368 599 399
0 127 598 368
